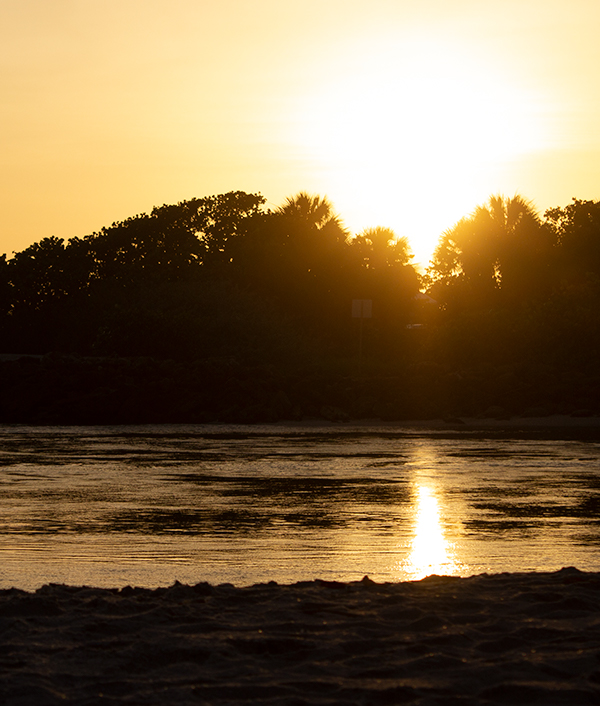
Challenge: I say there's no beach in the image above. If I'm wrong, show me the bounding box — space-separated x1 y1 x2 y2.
2 568 600 705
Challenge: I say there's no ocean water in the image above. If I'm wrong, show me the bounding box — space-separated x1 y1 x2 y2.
1 423 599 589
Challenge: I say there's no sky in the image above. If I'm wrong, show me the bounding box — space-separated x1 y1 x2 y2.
2 0 600 268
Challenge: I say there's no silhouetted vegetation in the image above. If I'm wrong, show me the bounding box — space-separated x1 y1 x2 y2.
2 192 600 423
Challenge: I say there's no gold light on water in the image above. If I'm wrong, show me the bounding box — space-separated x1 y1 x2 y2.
403 484 463 581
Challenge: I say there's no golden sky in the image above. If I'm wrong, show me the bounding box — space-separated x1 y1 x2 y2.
2 0 600 267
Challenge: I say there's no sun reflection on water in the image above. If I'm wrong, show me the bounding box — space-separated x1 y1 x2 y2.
402 484 464 581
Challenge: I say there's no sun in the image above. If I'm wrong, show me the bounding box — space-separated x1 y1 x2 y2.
289 35 551 266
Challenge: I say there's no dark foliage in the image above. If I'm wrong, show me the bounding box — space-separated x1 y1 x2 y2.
2 192 600 423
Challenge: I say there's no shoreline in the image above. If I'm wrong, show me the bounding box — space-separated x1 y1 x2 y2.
3 568 600 704
3 415 600 445
2 413 600 429
282 413 600 429
3 352 600 427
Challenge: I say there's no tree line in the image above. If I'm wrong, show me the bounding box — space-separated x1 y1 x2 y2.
426 195 600 371
2 191 600 422
0 191 419 364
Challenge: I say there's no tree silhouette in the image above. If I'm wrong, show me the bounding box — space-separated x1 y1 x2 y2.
6 236 95 311
544 198 600 280
7 188 600 421
428 194 550 305
277 192 340 229
82 191 266 284
349 227 413 271
226 193 352 344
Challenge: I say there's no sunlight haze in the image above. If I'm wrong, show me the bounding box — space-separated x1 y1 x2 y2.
2 0 600 267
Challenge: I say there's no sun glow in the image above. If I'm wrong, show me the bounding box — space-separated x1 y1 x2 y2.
291 36 552 265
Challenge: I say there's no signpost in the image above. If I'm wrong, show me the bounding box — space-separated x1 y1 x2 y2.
352 299 372 371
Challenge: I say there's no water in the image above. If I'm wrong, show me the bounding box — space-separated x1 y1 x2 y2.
1 423 600 590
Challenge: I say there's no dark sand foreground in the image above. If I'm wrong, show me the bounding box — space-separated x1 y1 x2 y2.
2 568 600 705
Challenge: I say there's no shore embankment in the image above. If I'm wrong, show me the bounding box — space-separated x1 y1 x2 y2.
2 568 600 705
2 352 600 426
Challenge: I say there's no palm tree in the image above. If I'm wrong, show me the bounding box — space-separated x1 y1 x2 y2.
351 226 412 270
277 192 348 240
428 194 546 296
278 192 333 227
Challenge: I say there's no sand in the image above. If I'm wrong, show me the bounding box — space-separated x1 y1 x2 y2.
1 568 600 705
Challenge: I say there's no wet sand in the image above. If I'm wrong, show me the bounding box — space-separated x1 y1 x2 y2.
2 568 600 705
